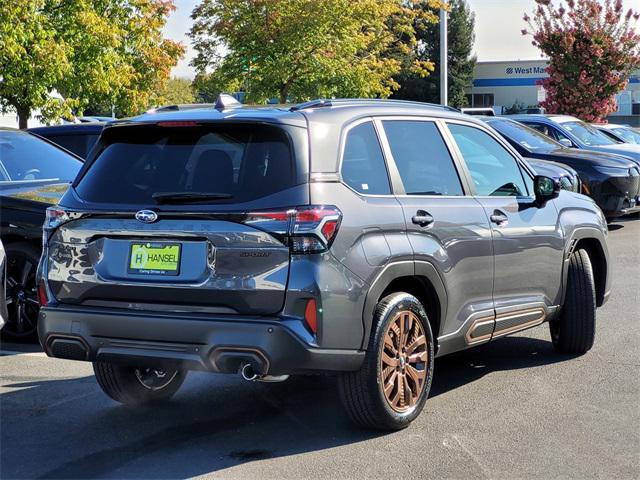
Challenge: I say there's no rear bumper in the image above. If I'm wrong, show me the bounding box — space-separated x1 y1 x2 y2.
38 306 364 375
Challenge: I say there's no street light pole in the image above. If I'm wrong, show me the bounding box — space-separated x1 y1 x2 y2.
440 2 448 106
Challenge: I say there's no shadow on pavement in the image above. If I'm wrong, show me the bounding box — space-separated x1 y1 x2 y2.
1 335 572 479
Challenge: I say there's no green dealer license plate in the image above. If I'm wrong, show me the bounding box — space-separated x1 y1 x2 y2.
128 242 181 276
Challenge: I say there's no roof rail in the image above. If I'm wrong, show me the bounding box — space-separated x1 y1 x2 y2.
289 99 332 111
289 98 460 112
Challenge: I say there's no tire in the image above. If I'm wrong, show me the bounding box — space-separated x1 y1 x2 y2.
93 362 187 405
338 292 435 430
549 249 596 354
2 242 41 340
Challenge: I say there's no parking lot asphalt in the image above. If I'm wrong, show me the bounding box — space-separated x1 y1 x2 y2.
1 217 639 480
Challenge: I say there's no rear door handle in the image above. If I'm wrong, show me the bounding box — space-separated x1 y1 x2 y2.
412 210 434 227
490 210 508 226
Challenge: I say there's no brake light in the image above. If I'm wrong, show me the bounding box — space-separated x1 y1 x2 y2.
304 299 318 334
243 205 342 254
157 121 199 127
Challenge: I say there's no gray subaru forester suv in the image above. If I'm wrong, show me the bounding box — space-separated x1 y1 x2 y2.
37 98 610 430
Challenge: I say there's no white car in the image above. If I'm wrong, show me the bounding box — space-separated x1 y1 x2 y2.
591 123 640 145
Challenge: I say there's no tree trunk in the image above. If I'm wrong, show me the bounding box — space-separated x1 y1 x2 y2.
279 82 291 104
17 106 30 129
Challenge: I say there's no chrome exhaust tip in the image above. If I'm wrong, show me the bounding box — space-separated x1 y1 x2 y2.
240 363 259 381
256 374 289 383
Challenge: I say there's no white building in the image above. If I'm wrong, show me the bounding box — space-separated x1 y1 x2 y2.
466 60 640 122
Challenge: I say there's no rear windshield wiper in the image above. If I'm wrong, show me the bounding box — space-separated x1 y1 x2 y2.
152 192 233 204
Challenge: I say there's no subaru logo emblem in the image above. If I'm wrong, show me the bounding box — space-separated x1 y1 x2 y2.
135 210 158 223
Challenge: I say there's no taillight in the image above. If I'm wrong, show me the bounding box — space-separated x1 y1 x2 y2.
45 206 71 231
304 299 318 334
43 206 70 246
290 206 341 253
244 205 341 254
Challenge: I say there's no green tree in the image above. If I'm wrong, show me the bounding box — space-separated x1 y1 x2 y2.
0 0 184 128
392 0 476 108
154 77 196 107
190 0 445 104
523 0 640 122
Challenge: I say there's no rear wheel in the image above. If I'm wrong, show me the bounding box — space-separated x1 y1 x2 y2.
549 249 596 354
2 242 40 340
338 292 434 430
93 362 186 405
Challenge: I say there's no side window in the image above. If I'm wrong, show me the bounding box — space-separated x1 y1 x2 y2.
549 126 572 143
448 123 529 197
47 134 99 159
382 120 463 196
526 123 551 136
341 122 391 195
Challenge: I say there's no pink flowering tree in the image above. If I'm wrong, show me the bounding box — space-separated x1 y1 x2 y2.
523 0 640 122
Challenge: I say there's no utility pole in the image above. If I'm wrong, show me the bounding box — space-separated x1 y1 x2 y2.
440 2 448 106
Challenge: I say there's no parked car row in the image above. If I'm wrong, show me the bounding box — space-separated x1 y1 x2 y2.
482 117 640 218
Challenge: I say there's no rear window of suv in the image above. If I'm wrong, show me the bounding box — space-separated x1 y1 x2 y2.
75 123 296 204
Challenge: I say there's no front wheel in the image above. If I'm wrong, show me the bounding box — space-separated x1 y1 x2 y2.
549 248 596 354
2 242 40 340
338 292 435 430
93 362 187 405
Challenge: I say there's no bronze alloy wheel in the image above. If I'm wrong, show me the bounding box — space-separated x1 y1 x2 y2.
380 310 428 412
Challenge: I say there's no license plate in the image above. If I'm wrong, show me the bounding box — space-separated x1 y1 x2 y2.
128 242 181 276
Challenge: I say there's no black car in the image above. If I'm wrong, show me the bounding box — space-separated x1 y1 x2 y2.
482 117 640 218
27 123 105 159
0 128 82 338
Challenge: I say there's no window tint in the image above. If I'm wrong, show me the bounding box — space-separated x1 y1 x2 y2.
75 124 296 204
46 133 100 159
341 122 390 194
0 130 82 183
383 120 463 196
448 123 529 197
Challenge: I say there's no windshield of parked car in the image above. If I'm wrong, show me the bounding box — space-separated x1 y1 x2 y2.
0 130 82 183
488 119 561 153
611 127 640 144
561 121 616 146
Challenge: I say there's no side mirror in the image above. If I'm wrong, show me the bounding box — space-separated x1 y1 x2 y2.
534 175 561 206
558 138 573 148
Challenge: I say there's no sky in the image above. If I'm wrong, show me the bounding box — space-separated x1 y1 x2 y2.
164 0 640 79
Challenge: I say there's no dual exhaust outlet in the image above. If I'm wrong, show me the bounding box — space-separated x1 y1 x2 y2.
240 363 289 383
